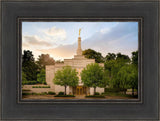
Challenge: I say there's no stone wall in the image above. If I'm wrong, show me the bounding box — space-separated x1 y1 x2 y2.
22 85 54 93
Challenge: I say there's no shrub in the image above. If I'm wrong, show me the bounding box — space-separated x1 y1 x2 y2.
32 85 50 88
94 92 100 95
41 92 48 95
48 91 56 95
105 88 125 93
58 92 64 95
22 81 37 85
54 95 75 97
22 92 50 95
22 89 31 91
22 92 32 95
86 95 105 98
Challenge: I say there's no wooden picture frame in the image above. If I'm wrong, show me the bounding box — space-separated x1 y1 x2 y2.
1 0 159 120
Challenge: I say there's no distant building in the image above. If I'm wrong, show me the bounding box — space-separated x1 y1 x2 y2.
46 33 104 95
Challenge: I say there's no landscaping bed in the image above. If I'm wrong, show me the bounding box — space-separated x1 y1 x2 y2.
54 95 75 97
85 95 105 98
22 91 55 95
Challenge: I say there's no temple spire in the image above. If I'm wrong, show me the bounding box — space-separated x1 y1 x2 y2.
77 29 82 55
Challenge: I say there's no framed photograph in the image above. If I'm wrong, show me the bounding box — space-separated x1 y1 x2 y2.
1 0 159 120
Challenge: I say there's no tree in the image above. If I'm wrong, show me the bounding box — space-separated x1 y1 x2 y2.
130 51 138 95
132 51 138 66
81 63 104 95
104 60 116 77
53 66 79 95
128 65 138 96
117 64 135 94
98 70 110 89
105 53 116 61
22 50 38 82
116 53 130 64
82 49 104 63
37 69 46 84
55 60 64 64
22 71 27 85
36 54 55 70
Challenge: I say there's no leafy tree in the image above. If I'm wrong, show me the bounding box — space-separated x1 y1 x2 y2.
132 51 138 66
53 66 79 95
22 71 27 85
116 53 130 61
104 60 116 77
116 53 130 64
82 49 104 63
55 60 64 64
36 54 55 70
37 69 46 84
105 53 116 61
22 50 38 82
99 70 110 89
130 50 138 95
81 63 104 95
117 64 135 94
128 65 138 96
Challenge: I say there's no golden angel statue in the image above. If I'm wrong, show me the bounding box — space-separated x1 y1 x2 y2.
79 28 81 36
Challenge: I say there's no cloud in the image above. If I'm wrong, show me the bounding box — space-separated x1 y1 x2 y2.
100 28 111 34
43 26 66 40
23 35 52 47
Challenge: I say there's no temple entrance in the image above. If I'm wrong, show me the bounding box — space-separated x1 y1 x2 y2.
73 86 87 95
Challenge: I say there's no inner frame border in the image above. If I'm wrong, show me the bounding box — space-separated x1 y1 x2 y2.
17 17 143 104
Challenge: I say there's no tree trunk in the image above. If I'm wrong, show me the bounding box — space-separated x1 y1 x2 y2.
123 88 126 95
86 87 88 96
132 87 134 96
64 85 67 95
72 87 74 95
94 87 96 95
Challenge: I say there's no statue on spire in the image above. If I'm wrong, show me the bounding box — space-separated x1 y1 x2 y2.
77 28 82 55
79 28 81 36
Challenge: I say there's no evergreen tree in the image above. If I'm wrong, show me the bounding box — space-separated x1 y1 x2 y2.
22 50 38 82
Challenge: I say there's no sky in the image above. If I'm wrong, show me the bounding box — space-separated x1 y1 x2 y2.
22 22 138 61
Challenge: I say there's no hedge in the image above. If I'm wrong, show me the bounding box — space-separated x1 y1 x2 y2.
85 95 105 98
105 88 126 93
32 86 50 88
22 81 37 85
22 92 55 95
54 95 75 97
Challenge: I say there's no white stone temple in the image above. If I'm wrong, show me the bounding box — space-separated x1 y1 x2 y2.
45 29 104 95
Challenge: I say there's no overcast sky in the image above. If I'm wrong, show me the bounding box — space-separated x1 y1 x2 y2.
22 22 138 61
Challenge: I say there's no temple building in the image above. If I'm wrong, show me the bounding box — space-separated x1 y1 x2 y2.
45 30 104 95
